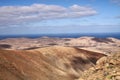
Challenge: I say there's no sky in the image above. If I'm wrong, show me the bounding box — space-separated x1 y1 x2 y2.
0 0 120 35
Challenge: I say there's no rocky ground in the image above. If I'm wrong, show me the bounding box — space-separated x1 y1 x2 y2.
78 52 120 80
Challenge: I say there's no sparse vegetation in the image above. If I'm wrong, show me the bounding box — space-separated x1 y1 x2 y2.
92 38 114 43
0 44 11 48
47 43 58 45
64 43 70 45
78 53 120 80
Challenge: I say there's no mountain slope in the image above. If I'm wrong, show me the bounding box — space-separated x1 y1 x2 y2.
78 52 120 80
0 46 105 80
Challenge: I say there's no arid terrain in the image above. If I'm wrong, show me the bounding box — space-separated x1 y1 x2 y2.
0 0 120 79
0 37 120 54
78 52 120 80
0 37 120 80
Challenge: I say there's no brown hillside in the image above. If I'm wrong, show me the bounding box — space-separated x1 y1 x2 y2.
0 46 105 80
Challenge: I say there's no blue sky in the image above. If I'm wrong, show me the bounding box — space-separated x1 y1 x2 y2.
0 0 120 35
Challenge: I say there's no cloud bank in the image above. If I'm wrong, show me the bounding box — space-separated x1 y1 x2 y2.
0 4 97 26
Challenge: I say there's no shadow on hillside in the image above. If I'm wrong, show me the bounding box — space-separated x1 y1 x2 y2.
0 44 12 49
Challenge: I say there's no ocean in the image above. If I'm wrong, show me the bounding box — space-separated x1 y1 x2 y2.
0 33 120 40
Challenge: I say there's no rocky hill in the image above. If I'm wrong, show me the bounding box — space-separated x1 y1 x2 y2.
0 46 105 80
78 52 120 80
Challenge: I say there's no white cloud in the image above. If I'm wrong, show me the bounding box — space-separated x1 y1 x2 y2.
0 4 97 26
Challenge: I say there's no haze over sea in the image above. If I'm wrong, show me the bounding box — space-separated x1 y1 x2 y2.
0 33 120 40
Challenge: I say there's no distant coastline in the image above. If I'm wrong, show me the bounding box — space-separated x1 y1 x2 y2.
0 33 120 40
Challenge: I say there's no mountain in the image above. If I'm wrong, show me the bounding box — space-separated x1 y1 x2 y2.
0 46 105 80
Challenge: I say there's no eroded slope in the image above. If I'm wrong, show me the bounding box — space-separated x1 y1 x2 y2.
0 46 105 80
